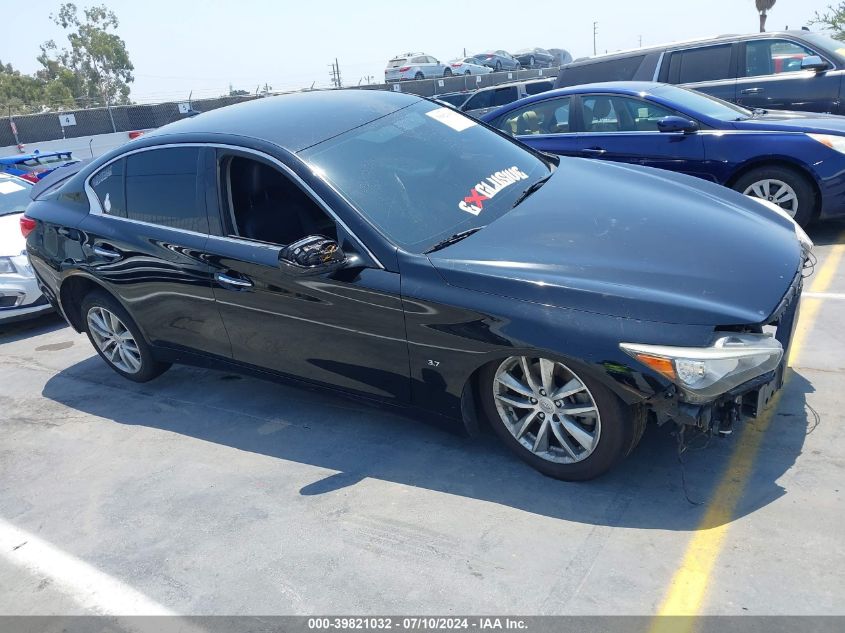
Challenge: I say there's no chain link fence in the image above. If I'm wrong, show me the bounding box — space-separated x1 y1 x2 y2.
1 66 560 149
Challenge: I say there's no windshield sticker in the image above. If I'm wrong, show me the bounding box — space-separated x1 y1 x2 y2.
0 181 26 195
458 166 529 215
426 107 477 132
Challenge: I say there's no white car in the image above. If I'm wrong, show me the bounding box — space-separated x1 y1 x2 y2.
0 173 51 324
385 53 450 81
448 57 494 76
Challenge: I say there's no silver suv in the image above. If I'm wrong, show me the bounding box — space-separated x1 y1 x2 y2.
385 53 450 82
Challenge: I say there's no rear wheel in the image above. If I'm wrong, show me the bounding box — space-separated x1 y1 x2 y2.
464 70 471 76
414 72 424 80
733 165 816 227
480 356 637 480
81 290 170 382
443 67 452 77
495 60 502 71
529 55 535 67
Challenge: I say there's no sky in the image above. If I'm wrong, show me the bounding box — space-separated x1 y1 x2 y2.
2 0 838 103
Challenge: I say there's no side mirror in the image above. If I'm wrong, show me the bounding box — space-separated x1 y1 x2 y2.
801 55 829 72
279 235 346 275
657 116 699 135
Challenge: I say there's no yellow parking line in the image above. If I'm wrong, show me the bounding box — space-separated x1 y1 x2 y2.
650 235 845 631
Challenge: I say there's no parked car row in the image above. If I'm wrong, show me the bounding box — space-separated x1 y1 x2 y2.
385 47 571 81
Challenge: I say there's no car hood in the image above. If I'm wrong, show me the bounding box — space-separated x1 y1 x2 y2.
427 160 802 326
733 110 845 134
0 212 25 257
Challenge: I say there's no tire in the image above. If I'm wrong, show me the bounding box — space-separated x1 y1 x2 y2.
529 55 535 68
732 165 816 227
81 290 170 383
443 67 452 77
414 72 424 81
479 356 638 481
495 60 502 71
464 70 471 76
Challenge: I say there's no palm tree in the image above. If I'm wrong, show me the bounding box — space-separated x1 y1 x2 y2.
756 0 777 32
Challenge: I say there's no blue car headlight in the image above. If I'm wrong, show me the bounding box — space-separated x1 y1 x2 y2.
807 133 845 154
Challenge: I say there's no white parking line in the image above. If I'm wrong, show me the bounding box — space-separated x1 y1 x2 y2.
804 291 845 300
0 517 173 615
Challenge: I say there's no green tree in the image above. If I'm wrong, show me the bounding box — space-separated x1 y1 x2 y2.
0 60 75 114
39 3 134 106
813 2 845 39
755 0 777 32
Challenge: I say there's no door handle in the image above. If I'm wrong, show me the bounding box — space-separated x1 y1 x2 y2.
215 272 253 289
582 147 607 155
92 245 122 261
740 88 764 95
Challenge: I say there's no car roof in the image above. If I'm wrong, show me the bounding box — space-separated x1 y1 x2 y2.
144 89 423 153
475 78 554 91
568 30 814 65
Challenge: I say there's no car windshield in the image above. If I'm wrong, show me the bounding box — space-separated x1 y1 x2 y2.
801 32 845 63
651 84 753 121
301 100 552 252
0 177 32 217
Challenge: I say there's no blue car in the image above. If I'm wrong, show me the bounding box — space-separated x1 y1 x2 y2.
481 81 845 226
0 150 77 184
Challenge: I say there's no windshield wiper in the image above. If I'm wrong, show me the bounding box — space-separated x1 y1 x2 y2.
511 174 552 209
425 227 485 254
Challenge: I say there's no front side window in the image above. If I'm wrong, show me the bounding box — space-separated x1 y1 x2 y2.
221 155 336 246
671 45 734 83
90 158 126 217
496 97 572 136
582 96 620 132
301 101 551 253
124 147 207 232
745 39 816 77
614 97 676 131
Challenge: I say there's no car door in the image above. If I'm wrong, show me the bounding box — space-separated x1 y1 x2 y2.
79 145 231 358
568 94 706 176
664 43 739 104
493 96 580 156
204 148 411 402
736 38 843 113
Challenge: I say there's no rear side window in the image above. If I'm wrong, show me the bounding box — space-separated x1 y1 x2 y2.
669 45 734 84
124 148 207 232
492 86 519 107
495 97 572 136
557 56 645 86
525 80 553 96
464 90 494 111
90 158 127 218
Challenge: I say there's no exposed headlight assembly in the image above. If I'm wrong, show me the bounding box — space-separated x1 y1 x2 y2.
808 132 845 154
620 334 783 403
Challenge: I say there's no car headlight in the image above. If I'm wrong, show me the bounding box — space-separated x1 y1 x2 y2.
750 196 814 253
0 257 17 274
620 333 783 403
807 132 845 154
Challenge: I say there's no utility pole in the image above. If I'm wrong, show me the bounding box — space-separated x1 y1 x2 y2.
328 58 343 89
639 35 643 47
593 21 598 56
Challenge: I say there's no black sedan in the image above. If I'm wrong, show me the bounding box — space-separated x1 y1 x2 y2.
514 47 556 69
22 90 809 480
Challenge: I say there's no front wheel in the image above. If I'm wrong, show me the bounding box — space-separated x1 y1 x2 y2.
414 72 424 81
733 165 816 227
480 356 640 480
443 67 452 77
529 56 535 67
82 290 170 382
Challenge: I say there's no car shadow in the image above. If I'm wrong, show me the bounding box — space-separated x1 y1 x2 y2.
0 311 66 343
807 219 845 246
40 357 813 531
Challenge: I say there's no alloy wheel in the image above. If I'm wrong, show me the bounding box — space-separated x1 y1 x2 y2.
743 178 799 218
493 356 601 464
86 306 142 374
